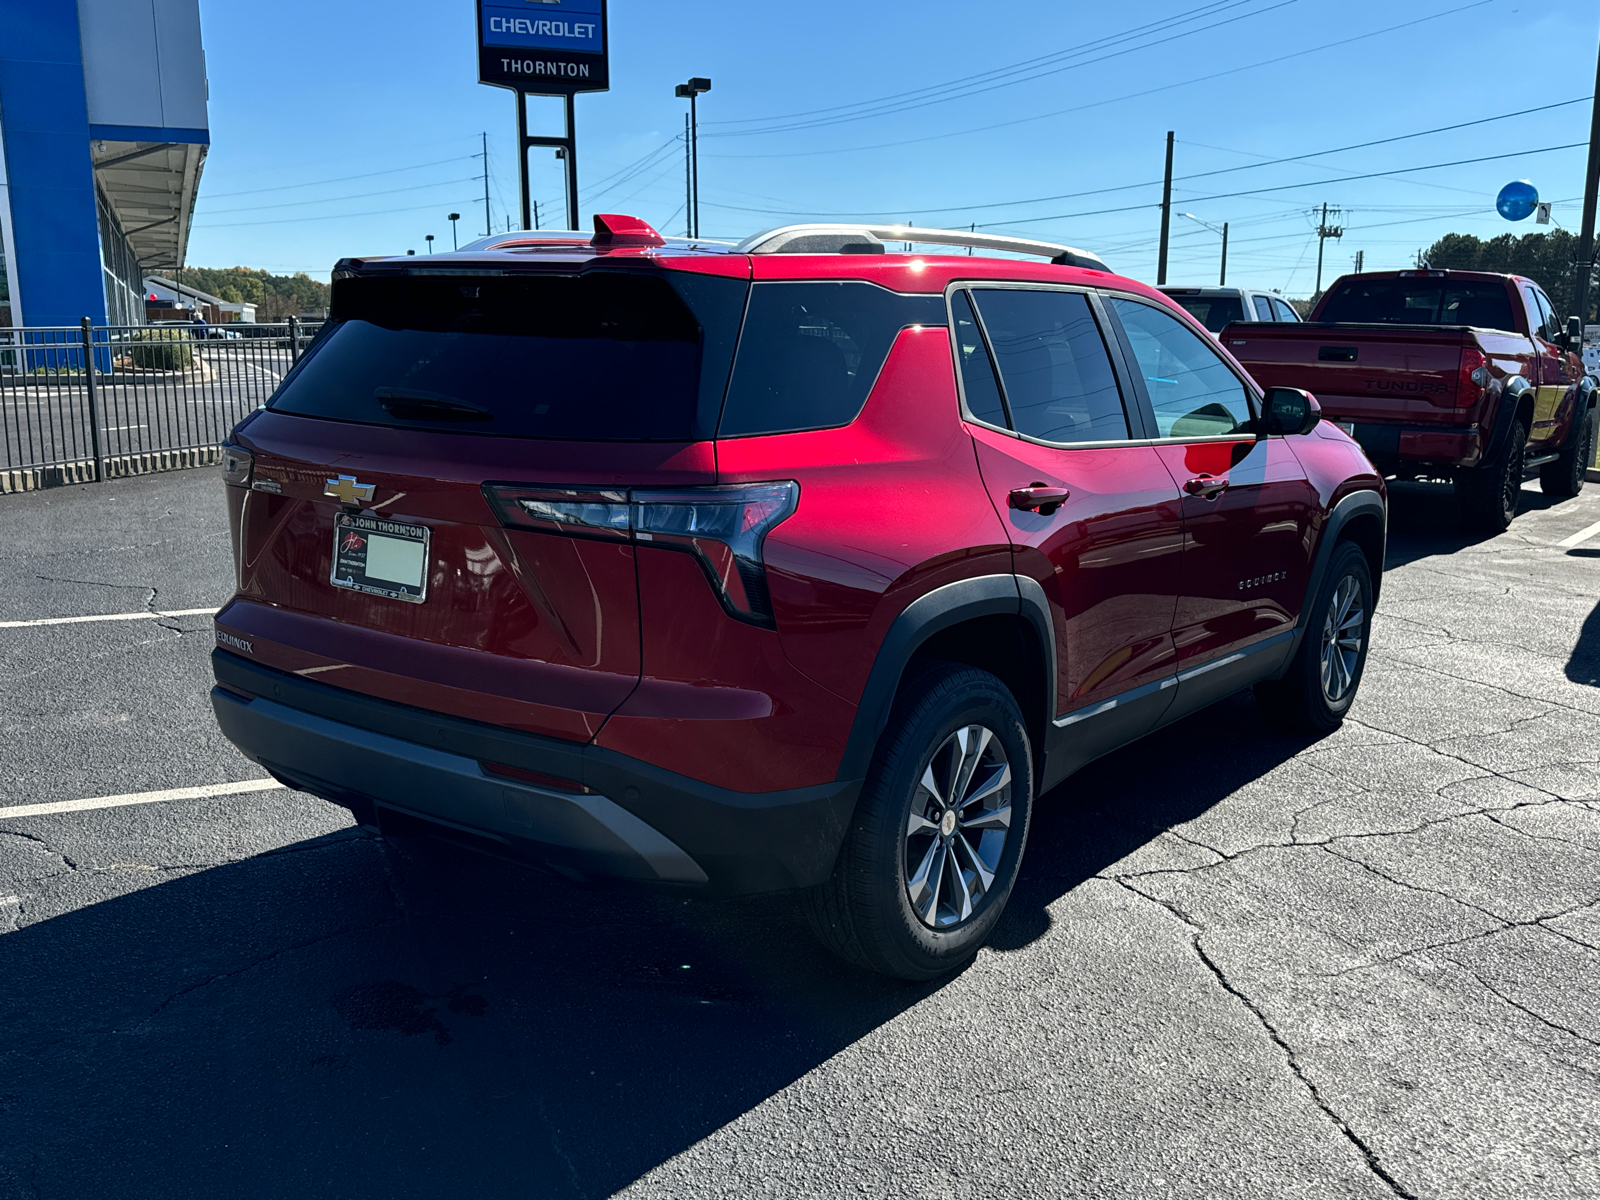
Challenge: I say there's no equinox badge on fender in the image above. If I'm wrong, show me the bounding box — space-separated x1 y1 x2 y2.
325 475 376 505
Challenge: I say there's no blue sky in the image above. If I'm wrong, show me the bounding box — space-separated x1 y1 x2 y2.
188 0 1599 297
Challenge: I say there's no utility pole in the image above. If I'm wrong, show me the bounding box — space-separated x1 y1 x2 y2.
1314 202 1344 296
533 200 540 231
1157 130 1174 286
1219 221 1228 286
1354 250 1364 274
481 132 492 237
1571 32 1600 326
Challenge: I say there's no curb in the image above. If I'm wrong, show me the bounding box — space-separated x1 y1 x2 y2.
1 445 221 495
1587 468 1600 484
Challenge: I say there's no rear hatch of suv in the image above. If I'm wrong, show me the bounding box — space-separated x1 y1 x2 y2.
217 258 749 744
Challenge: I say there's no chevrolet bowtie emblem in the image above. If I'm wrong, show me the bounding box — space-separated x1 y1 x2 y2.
324 475 376 505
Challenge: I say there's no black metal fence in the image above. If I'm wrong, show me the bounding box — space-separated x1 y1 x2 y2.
0 318 323 493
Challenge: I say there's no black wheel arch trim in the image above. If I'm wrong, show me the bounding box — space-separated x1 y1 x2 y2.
1484 374 1534 457
835 573 1057 782
1273 488 1386 679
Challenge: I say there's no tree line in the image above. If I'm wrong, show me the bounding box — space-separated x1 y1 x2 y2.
176 266 331 321
1421 229 1598 323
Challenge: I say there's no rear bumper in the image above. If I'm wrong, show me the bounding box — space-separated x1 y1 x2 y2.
1343 421 1481 469
210 650 859 893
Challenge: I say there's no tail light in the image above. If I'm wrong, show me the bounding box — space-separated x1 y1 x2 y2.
220 442 253 487
484 480 799 627
1457 348 1490 409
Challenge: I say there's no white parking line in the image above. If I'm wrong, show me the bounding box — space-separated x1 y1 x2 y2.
0 607 216 629
1557 518 1600 549
0 779 284 821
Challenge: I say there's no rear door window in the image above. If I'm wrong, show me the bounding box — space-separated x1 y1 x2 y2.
1109 297 1254 438
950 289 1008 427
716 282 943 437
270 271 748 441
1252 296 1275 321
969 289 1130 444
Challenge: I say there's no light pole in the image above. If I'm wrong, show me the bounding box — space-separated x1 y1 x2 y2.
448 213 461 250
1180 213 1228 286
675 77 711 239
425 234 434 254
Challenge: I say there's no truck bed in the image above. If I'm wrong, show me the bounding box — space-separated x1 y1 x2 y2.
1218 322 1477 426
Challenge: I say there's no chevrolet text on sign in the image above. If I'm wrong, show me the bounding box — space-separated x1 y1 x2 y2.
478 0 608 92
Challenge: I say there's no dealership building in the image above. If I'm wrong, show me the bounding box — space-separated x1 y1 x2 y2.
0 0 209 329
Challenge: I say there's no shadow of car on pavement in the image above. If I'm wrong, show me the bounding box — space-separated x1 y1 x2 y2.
0 692 1321 1199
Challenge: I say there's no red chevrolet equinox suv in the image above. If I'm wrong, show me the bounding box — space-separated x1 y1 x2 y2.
212 215 1386 979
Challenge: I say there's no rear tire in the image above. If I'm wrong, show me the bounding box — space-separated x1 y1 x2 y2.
1254 541 1373 734
802 663 1033 980
1540 404 1596 499
1456 417 1526 533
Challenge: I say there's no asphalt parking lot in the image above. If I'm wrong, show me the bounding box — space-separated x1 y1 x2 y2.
2 465 1599 1199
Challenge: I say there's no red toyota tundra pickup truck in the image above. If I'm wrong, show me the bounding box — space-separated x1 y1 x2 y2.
1221 269 1597 531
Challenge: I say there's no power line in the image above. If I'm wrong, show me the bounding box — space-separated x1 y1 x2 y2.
708 0 1296 138
202 155 479 199
199 176 480 216
195 198 482 230
695 102 1590 225
705 0 1253 128
703 0 1491 160
985 141 1589 231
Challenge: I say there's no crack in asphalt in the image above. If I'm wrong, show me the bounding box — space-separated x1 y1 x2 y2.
1109 879 1420 1200
128 915 406 1032
1447 960 1600 1052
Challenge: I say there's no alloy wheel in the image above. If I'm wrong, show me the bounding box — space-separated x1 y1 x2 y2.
1319 574 1365 703
904 724 1012 929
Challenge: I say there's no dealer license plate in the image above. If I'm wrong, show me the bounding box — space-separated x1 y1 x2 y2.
330 513 430 603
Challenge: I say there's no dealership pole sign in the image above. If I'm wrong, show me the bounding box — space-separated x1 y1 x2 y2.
478 0 609 93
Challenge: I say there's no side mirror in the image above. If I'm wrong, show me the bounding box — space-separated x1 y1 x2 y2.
1261 386 1321 435
1560 313 1584 351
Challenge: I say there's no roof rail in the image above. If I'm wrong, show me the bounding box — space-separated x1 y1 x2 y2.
734 224 1110 272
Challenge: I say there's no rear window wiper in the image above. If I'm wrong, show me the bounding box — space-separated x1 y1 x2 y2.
375 387 493 422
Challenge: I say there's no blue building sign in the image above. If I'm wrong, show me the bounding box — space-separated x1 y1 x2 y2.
478 0 608 93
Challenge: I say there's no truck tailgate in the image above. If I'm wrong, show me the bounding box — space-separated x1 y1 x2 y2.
1221 323 1470 424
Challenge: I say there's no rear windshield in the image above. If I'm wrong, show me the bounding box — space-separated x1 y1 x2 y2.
269 271 747 441
1317 278 1515 330
1170 295 1245 332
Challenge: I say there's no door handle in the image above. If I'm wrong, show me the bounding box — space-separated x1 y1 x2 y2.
1184 474 1229 499
1009 483 1071 514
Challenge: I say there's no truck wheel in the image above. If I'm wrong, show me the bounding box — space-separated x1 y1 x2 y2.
802 663 1033 980
1255 541 1372 733
1539 404 1596 499
1456 417 1527 533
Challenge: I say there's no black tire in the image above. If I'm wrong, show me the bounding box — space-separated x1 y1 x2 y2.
1540 403 1596 499
1456 417 1527 533
802 662 1033 980
1254 541 1373 734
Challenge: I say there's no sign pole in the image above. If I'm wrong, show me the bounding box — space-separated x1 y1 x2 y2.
477 0 606 235
517 92 532 233
564 93 579 231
